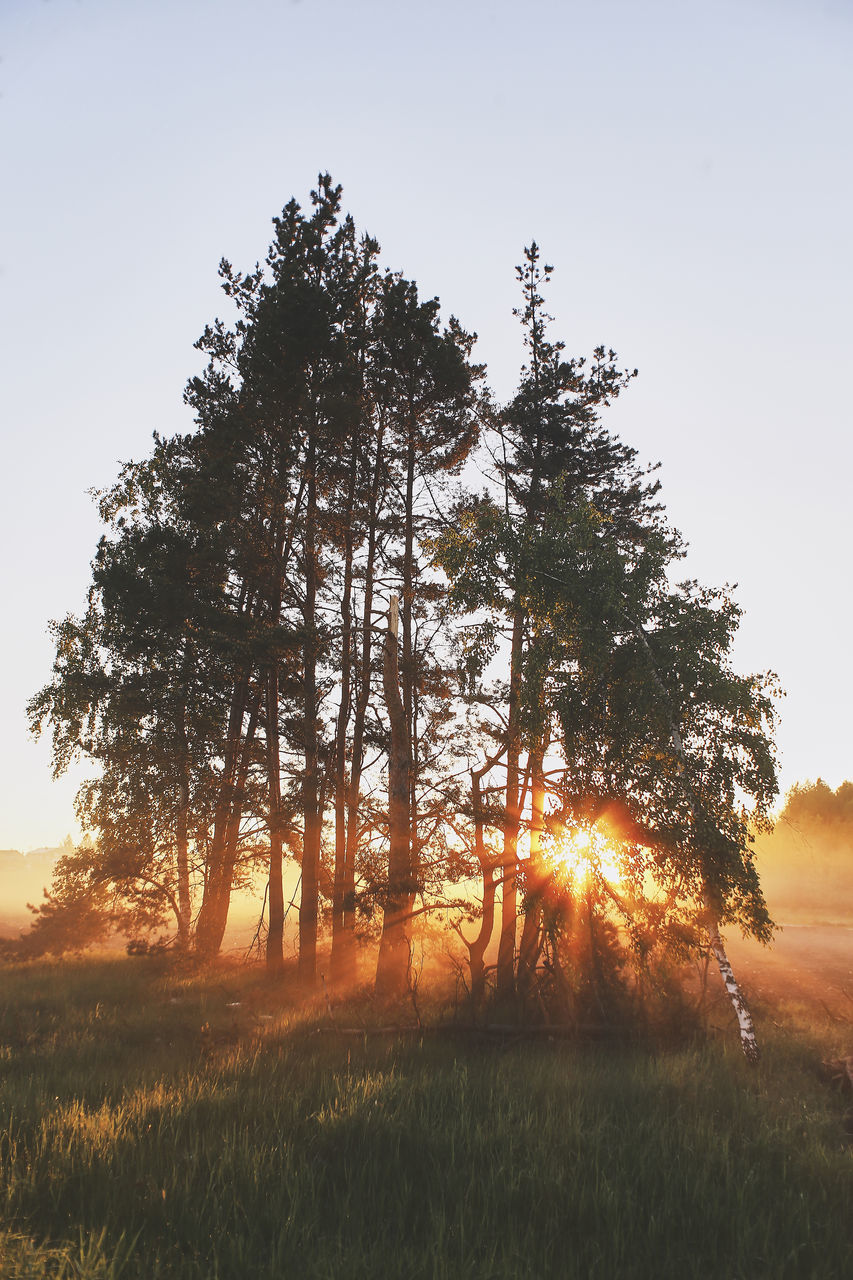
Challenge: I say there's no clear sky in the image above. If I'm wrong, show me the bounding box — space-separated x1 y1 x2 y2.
2 0 851 849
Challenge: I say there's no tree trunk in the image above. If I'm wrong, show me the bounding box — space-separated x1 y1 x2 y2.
497 605 525 998
375 595 414 999
466 765 497 1006
195 686 261 957
195 669 250 956
331 435 357 985
174 639 193 950
175 773 191 951
170 640 192 952
266 664 285 974
333 420 385 987
705 897 760 1063
402 432 418 908
517 745 546 998
299 445 321 989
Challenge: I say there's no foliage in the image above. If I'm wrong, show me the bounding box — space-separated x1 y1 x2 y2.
26 180 781 1048
782 778 853 829
2 843 115 958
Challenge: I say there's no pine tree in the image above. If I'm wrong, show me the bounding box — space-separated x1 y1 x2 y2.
436 244 664 1001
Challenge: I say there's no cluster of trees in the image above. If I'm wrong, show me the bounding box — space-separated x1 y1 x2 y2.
28 177 780 1054
781 780 853 830
748 779 853 926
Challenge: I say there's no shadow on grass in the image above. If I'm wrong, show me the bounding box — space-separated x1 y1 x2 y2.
0 956 851 1279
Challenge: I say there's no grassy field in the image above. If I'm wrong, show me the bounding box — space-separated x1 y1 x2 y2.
0 956 851 1279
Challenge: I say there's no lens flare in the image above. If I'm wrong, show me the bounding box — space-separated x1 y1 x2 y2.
547 825 623 886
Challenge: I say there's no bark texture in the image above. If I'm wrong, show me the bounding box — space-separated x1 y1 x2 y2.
266 665 285 973
375 595 414 999
497 606 525 997
706 902 760 1063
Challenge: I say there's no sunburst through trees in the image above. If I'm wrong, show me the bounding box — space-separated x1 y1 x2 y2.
26 177 780 1059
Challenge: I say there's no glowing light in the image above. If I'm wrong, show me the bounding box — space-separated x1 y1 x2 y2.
547 825 623 886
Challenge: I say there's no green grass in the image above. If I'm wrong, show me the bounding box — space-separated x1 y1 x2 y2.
0 957 851 1278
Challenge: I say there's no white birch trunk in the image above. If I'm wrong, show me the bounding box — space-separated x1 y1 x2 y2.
705 904 760 1063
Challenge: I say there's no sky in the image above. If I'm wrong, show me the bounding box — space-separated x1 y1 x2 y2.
1 0 851 850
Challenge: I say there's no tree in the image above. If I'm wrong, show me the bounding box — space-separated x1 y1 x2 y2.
542 554 780 1058
370 272 482 997
782 779 853 829
27 191 780 1061
436 244 665 1001
28 434 248 952
183 177 382 976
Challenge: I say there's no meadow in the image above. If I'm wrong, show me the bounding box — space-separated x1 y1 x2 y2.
0 955 851 1280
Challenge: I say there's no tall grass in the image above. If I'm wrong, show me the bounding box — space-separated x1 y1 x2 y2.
0 957 850 1278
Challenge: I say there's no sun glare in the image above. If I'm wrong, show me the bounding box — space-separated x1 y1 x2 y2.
547 825 623 886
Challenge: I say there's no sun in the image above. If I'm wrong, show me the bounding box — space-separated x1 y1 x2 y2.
547 825 623 886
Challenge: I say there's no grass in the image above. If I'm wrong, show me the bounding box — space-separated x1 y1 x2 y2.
0 956 851 1278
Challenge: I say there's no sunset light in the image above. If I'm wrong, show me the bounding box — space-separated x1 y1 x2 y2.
548 825 624 886
3 2 850 1273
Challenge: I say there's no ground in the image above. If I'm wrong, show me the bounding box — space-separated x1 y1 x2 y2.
0 938 851 1279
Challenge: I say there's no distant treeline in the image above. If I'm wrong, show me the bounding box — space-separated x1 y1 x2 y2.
755 780 853 925
25 177 780 1041
0 845 64 935
782 779 853 828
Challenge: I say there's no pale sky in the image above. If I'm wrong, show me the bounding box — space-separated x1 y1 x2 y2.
2 0 851 849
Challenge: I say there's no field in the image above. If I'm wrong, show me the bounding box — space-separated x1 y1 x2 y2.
0 952 851 1280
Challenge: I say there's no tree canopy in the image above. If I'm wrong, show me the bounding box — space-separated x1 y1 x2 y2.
27 176 781 1057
